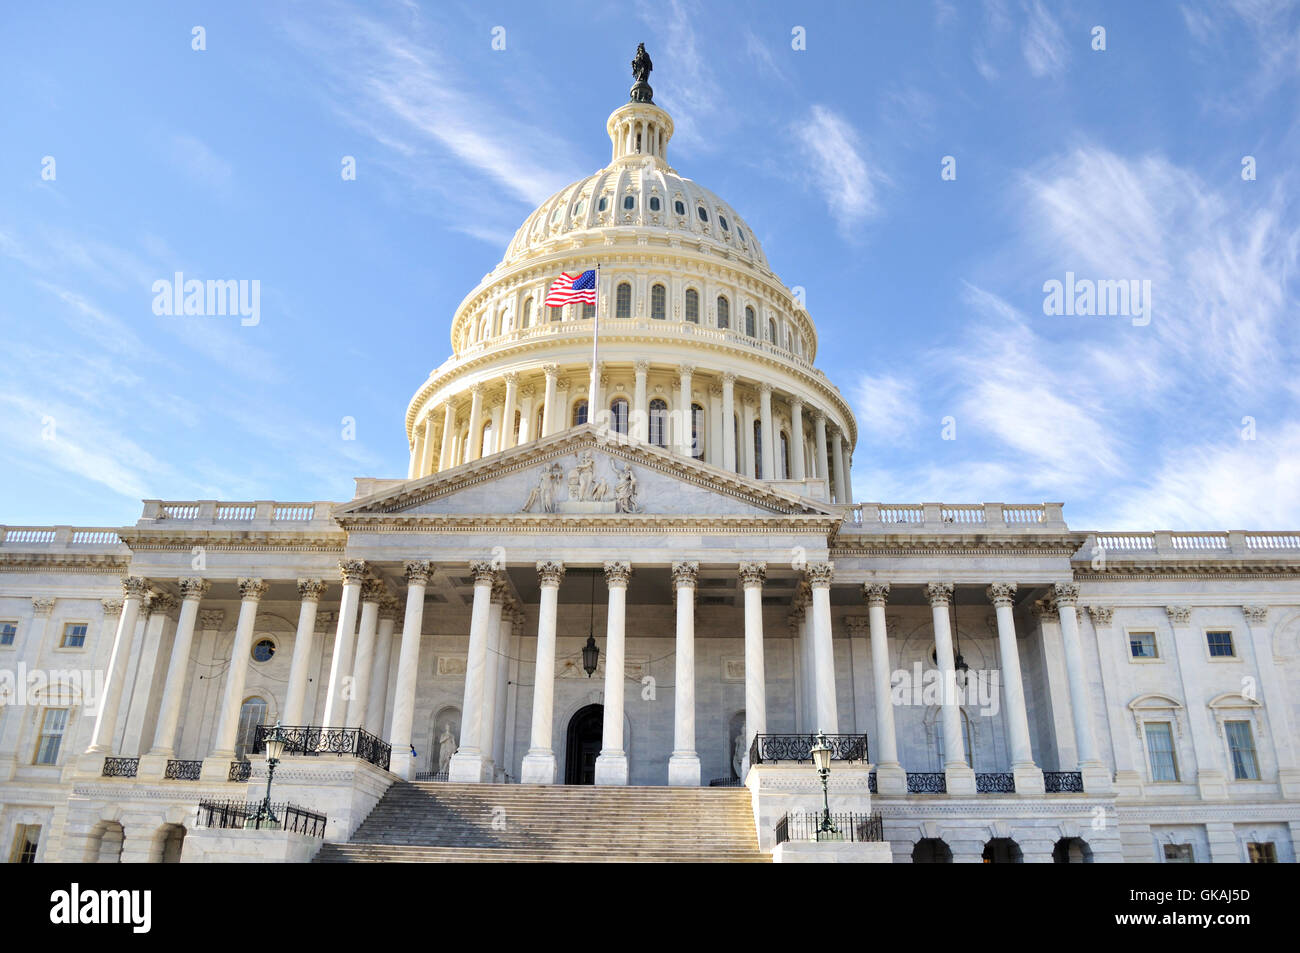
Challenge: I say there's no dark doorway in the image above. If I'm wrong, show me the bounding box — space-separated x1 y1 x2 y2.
564 704 604 784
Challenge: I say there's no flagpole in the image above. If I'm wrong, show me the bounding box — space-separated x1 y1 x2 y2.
587 264 600 426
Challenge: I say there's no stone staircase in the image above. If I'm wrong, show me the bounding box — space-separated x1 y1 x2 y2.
314 781 770 863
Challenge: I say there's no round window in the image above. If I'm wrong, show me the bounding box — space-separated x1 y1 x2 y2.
252 639 276 662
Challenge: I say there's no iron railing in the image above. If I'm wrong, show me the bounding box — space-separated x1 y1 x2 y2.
1043 771 1084 793
229 760 252 783
413 771 449 782
748 734 869 765
252 725 392 771
164 760 203 781
868 770 877 793
707 777 745 787
195 799 327 838
102 757 139 778
906 772 947 794
975 772 1016 793
775 811 884 845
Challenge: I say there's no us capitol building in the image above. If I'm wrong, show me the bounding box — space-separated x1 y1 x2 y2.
1 48 1297 864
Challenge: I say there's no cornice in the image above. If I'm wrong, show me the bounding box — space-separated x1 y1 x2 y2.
830 536 1081 557
117 529 347 552
336 512 841 534
0 553 131 574
1076 563 1300 580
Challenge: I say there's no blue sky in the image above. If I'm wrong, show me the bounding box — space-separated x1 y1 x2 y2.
1 0 1297 530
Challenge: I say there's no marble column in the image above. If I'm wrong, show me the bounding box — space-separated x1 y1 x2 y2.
668 561 701 786
501 372 519 450
864 583 905 793
790 398 806 481
927 582 975 794
789 603 808 732
366 598 398 738
740 398 756 477
346 579 385 730
721 372 737 472
518 387 535 444
758 383 775 480
521 560 565 784
321 560 366 728
409 425 424 479
1055 583 1109 792
541 364 559 437
139 582 206 772
477 582 508 779
86 577 149 755
988 583 1045 794
1087 604 1142 797
1242 606 1300 797
739 562 767 774
121 592 177 755
632 359 649 443
835 433 851 503
420 418 438 476
467 383 485 460
282 579 326 727
438 401 456 471
388 561 431 780
807 563 838 733
491 607 519 781
595 561 632 785
813 412 828 482
450 560 499 782
202 578 268 777
677 363 694 455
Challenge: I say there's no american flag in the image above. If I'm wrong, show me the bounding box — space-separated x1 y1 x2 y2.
543 269 597 306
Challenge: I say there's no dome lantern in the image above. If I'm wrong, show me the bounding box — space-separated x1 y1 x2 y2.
608 43 672 164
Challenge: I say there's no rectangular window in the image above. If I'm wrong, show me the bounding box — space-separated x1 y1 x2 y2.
33 709 68 765
581 303 595 321
1129 631 1157 658
1247 842 1276 863
0 621 16 647
1162 843 1194 863
1225 720 1260 780
1145 722 1179 782
1206 630 1235 657
59 622 88 648
10 825 40 864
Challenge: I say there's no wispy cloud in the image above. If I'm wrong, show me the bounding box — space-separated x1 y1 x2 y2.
854 374 924 442
1020 0 1069 77
167 134 234 192
792 106 887 234
635 0 726 154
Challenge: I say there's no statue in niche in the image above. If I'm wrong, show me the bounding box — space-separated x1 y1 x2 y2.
437 723 458 774
613 459 642 513
732 733 746 780
521 462 563 513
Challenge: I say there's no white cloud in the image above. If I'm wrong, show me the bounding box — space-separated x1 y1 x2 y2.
854 374 924 441
168 134 233 190
1020 0 1069 77
793 106 886 233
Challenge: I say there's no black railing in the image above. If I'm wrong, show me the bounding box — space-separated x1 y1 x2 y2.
413 771 449 782
868 771 877 793
102 757 139 778
906 772 947 794
252 725 392 772
164 760 203 781
748 734 869 765
229 760 252 783
195 799 327 838
774 811 884 845
707 777 744 787
975 772 1016 793
1043 770 1084 793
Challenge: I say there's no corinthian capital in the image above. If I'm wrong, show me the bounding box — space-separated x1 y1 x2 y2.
863 583 890 607
404 560 433 585
805 562 834 589
986 583 1017 608
925 582 954 607
238 578 269 601
470 560 500 585
536 560 565 587
738 562 766 588
180 577 212 600
634 359 650 374
1052 582 1080 607
361 578 388 604
604 561 632 588
1242 605 1268 625
32 598 56 616
101 599 124 618
1086 605 1114 626
671 561 699 588
297 578 327 602
1165 605 1191 626
339 560 368 585
543 363 559 379
122 576 150 600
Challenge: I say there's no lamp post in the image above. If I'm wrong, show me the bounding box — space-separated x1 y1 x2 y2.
257 721 287 828
810 731 838 839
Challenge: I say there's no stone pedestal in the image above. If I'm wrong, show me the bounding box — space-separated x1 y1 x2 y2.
746 762 874 852
773 840 893 863
1012 764 1046 796
1081 762 1115 795
667 752 700 787
520 750 557 785
594 751 628 786
181 826 324 863
1113 768 1145 799
449 750 491 783
874 762 907 795
944 763 976 796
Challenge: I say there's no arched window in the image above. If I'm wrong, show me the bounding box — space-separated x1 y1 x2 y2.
717 296 730 329
235 697 267 762
685 289 699 324
674 199 686 215
535 407 545 440
744 306 756 337
609 398 629 435
649 398 668 446
492 310 503 336
779 431 790 479
651 283 666 320
623 195 636 210
481 420 495 456
769 318 778 343
691 403 705 460
572 400 589 426
597 196 608 212
753 420 763 479
649 196 661 211
522 298 533 328
697 206 709 222
616 283 632 319
582 303 595 320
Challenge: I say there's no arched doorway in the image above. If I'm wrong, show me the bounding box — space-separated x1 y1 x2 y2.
1053 837 1094 863
564 704 604 785
912 838 952 863
983 838 1023 863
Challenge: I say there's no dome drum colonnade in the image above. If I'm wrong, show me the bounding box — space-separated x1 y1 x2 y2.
404 90 856 503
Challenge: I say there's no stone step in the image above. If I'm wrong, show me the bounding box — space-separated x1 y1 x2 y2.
314 845 771 863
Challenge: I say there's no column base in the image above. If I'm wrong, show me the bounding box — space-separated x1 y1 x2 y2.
200 753 238 783
594 751 628 786
448 750 489 783
874 761 907 795
388 747 413 781
1113 768 1145 799
519 749 556 785
1081 761 1114 795
668 752 701 787
1277 768 1300 799
137 752 171 780
944 762 976 795
1012 764 1045 795
1195 768 1229 800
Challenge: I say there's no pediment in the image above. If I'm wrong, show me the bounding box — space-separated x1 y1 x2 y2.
336 426 834 525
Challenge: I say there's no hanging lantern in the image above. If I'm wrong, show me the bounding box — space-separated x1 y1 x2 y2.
582 569 600 677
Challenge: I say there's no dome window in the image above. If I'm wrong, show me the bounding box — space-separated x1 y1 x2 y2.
716 296 730 329
616 282 632 319
744 306 756 337
649 398 668 447
573 399 589 426
697 206 709 223
674 199 686 215
574 198 586 216
582 302 595 320
623 195 636 210
610 398 630 435
598 196 609 212
651 283 666 320
719 215 729 231
550 206 563 224
737 227 745 242
685 288 699 324
649 196 661 211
